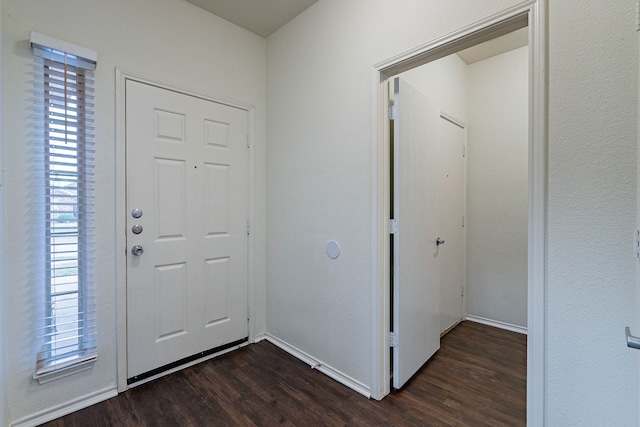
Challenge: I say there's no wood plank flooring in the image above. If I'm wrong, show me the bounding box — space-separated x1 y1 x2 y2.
40 321 526 426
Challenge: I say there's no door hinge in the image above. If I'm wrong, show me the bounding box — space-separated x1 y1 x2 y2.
634 229 640 257
390 331 398 348
462 214 465 228
247 306 250 321
389 219 398 234
247 135 250 148
388 105 398 121
247 220 251 235
463 143 466 157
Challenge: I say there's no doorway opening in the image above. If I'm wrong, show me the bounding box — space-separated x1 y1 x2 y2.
372 3 546 425
391 24 529 388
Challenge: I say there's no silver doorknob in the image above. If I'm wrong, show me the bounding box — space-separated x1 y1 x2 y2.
132 224 143 234
131 208 143 219
436 237 445 246
131 245 144 256
625 327 640 349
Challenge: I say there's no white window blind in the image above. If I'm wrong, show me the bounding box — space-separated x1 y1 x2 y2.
30 32 98 382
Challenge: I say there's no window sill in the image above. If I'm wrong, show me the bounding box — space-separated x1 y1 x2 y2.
34 354 97 384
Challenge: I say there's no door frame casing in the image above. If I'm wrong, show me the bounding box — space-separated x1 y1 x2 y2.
438 111 468 334
115 69 257 392
369 2 546 425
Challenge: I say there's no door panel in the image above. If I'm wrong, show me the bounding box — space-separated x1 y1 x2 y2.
155 263 187 340
204 257 231 324
438 117 466 333
126 80 249 380
392 77 441 389
155 158 186 239
205 164 229 235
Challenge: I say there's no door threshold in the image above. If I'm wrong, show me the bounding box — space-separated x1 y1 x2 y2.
127 337 248 386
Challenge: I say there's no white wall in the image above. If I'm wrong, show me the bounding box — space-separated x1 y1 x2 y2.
547 1 638 424
3 0 637 424
3 0 266 424
401 54 469 122
466 46 528 328
265 0 524 393
267 0 639 423
402 47 529 330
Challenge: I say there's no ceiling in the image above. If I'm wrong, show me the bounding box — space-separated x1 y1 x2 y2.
456 27 528 65
185 0 319 38
183 1 527 62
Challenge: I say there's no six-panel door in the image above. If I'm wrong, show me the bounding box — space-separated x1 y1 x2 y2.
125 80 249 379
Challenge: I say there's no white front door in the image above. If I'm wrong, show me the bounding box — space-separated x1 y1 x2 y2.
438 115 466 333
392 77 441 389
125 80 249 381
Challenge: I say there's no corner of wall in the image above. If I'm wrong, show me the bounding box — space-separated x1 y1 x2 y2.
0 0 7 422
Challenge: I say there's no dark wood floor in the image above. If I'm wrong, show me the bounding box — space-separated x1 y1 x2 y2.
40 321 526 426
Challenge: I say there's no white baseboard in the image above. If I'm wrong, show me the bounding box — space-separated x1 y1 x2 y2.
465 315 528 335
264 334 371 398
10 386 117 427
253 333 267 343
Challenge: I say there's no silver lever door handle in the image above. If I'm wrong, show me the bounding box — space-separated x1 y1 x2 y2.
625 326 640 349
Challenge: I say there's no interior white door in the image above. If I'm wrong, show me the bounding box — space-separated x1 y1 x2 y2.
438 116 466 333
125 80 249 381
392 77 441 389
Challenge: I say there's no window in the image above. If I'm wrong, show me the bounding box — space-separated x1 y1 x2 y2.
30 32 98 383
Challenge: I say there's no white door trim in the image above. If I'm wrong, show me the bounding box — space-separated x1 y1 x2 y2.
115 69 257 392
439 110 468 334
369 2 546 426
